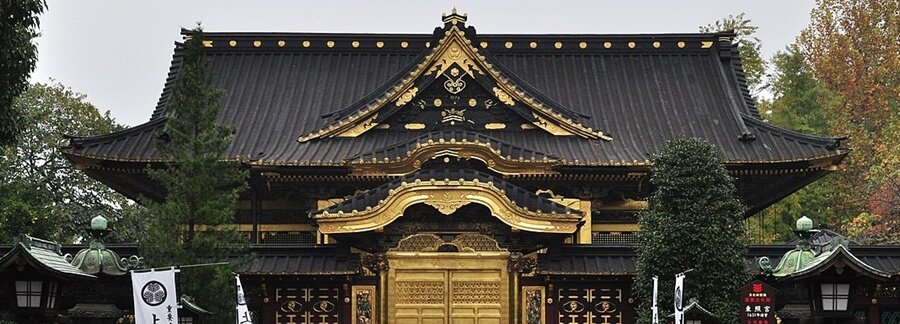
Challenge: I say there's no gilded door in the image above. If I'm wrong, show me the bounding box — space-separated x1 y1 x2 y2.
389 252 509 324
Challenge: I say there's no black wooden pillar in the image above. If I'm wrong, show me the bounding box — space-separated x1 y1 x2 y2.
250 191 260 244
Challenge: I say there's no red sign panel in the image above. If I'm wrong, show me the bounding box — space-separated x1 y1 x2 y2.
740 281 778 324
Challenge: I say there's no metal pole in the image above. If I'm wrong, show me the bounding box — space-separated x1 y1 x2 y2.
130 261 231 273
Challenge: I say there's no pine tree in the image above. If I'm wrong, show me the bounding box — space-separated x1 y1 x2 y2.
139 25 248 322
634 138 749 324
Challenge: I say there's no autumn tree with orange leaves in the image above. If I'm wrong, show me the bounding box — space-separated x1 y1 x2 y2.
800 0 899 243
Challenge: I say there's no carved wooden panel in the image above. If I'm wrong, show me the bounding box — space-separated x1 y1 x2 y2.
273 287 340 324
352 286 375 324
396 281 446 305
452 281 502 304
523 286 546 324
449 270 503 324
557 287 626 324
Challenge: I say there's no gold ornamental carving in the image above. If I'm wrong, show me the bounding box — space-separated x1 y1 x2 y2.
395 87 418 106
427 42 483 78
452 233 505 252
296 13 613 142
393 234 445 252
338 114 379 137
493 87 515 106
423 192 470 215
453 281 501 304
395 281 445 304
313 180 582 234
391 233 506 253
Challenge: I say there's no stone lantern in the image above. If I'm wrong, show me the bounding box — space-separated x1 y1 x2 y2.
66 215 137 324
0 234 96 323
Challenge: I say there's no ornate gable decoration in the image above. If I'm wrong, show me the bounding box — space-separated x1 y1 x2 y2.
298 10 612 142
312 176 583 234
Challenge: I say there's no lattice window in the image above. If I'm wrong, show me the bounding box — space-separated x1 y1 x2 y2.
883 310 900 324
260 232 317 245
820 283 850 311
591 232 638 246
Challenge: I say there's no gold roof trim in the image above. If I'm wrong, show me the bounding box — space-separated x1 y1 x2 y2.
297 14 612 142
348 138 559 176
312 178 582 234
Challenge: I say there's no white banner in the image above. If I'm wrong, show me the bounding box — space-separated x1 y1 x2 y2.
236 274 253 324
132 269 179 324
674 273 685 324
652 275 659 324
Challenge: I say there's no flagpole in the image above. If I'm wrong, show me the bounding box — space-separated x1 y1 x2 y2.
674 269 692 324
130 261 231 273
651 275 659 324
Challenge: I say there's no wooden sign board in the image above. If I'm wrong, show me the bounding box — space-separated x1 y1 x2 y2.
740 281 779 324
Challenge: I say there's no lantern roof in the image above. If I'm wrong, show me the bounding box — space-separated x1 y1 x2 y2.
0 234 95 280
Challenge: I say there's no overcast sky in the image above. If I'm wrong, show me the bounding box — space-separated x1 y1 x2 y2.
31 0 816 127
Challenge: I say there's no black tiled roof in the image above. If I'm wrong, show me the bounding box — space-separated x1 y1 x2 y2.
238 245 359 276
0 243 361 276
64 27 846 168
538 246 637 275
312 168 583 217
537 245 900 276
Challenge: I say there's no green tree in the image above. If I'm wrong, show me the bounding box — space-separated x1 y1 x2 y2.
635 138 750 324
0 0 46 147
747 44 850 243
801 0 899 243
0 82 139 243
139 26 249 323
763 44 832 136
701 13 767 96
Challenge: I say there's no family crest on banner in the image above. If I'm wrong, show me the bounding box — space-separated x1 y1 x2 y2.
674 272 685 324
132 268 179 324
236 274 254 324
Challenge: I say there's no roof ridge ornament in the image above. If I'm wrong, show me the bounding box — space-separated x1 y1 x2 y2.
442 8 468 27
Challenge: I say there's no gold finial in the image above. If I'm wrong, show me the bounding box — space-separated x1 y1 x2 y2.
442 8 468 26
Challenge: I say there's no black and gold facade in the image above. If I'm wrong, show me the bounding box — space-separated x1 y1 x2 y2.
56 9 900 324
